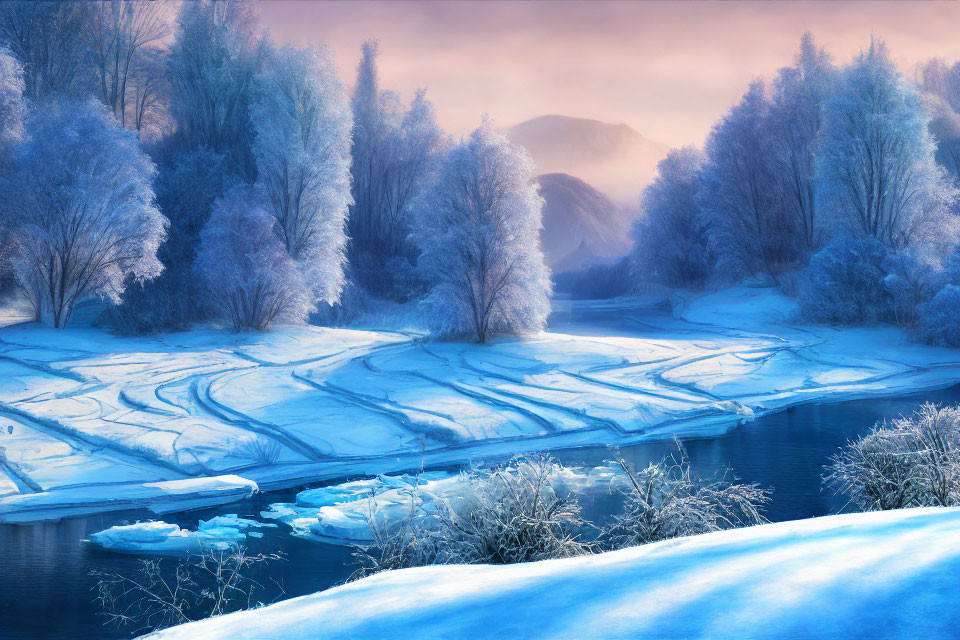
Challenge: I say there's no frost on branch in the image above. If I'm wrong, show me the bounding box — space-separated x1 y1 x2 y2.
825 403 960 510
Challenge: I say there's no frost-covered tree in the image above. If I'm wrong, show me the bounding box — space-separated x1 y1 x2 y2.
767 33 836 250
348 40 384 257
107 147 231 334
7 99 166 327
0 1 88 99
700 81 800 280
0 45 25 152
250 43 352 306
0 46 25 294
80 0 168 130
195 187 310 331
630 146 710 290
348 41 445 298
167 0 264 180
921 59 960 186
816 40 957 251
414 119 550 343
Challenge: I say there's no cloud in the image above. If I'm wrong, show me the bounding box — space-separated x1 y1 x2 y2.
259 0 960 148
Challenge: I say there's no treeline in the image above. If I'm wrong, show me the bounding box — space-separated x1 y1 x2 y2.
0 1 551 342
630 34 960 344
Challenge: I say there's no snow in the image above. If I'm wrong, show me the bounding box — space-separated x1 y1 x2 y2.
144 506 960 640
4 286 960 522
88 514 275 555
0 475 259 524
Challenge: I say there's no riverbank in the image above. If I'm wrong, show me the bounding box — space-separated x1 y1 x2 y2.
4 286 960 523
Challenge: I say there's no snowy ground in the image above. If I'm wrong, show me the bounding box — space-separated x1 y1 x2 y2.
145 506 960 640
4 286 960 522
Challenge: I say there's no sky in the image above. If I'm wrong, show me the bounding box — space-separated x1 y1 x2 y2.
258 1 960 149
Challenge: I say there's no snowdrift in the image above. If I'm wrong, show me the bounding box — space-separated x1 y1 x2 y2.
145 507 960 640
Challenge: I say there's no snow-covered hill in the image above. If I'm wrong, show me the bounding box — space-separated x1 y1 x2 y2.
145 506 960 640
508 114 669 202
537 172 632 272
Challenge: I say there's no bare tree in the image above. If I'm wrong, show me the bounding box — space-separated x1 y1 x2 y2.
128 48 169 140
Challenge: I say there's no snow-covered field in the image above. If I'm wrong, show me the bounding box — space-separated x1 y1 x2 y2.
145 506 960 640
4 286 960 523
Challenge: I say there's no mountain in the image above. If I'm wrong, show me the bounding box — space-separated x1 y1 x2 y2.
509 115 669 203
536 172 632 273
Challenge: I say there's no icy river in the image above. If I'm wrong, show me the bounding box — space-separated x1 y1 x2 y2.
3 383 960 640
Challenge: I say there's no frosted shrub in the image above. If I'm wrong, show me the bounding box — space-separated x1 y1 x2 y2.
431 456 589 565
195 187 311 331
603 449 768 548
916 286 960 346
825 403 960 510
352 456 589 578
797 235 892 324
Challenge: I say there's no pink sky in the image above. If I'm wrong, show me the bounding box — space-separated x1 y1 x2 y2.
258 0 960 148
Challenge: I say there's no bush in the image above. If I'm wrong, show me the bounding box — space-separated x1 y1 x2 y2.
351 456 590 578
602 447 768 547
916 285 960 346
825 403 960 510
797 235 892 324
352 452 769 579
195 187 311 331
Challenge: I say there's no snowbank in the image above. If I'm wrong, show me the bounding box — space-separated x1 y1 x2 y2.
0 475 259 524
144 507 960 640
4 287 960 522
89 514 274 555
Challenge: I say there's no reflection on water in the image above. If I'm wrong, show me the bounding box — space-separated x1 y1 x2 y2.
3 384 960 640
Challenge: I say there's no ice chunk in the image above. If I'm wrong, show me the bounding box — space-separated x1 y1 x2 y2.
88 514 275 555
